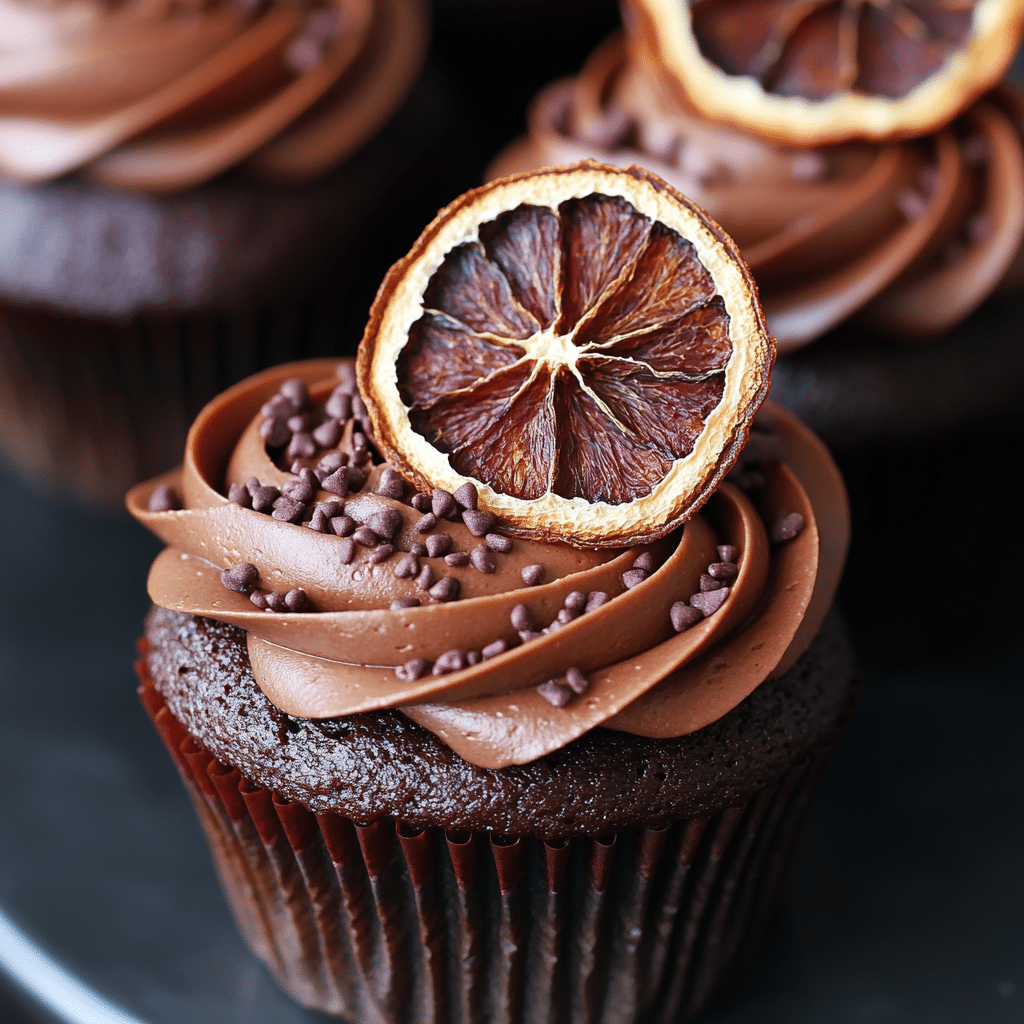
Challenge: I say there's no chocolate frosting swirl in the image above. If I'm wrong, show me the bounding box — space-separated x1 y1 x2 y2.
0 0 427 191
487 33 1024 350
127 359 849 768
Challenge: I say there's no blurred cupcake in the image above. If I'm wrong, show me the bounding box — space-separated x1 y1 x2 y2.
487 6 1024 448
0 0 439 504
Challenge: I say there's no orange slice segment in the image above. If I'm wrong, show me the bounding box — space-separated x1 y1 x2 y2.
627 0 1024 145
357 162 774 548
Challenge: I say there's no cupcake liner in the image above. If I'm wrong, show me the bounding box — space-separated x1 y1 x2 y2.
138 659 841 1024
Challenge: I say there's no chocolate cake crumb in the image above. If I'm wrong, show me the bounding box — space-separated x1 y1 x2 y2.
148 484 181 512
221 563 258 593
772 512 805 543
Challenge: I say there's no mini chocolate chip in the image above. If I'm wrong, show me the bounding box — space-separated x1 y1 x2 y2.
394 553 419 578
148 484 180 512
261 396 294 419
325 389 352 421
353 526 379 547
251 485 279 512
708 561 738 581
227 482 251 508
322 468 349 496
632 552 655 572
622 568 648 589
453 482 478 510
347 466 368 492
336 362 356 386
470 546 496 573
466 651 482 666
286 432 316 461
511 603 532 631
283 477 314 503
331 515 355 537
411 493 432 512
585 591 609 612
565 667 589 694
318 451 347 474
432 650 467 674
416 565 436 590
718 545 738 563
518 629 543 643
352 395 369 424
409 542 428 556
425 534 451 557
312 418 342 449
352 431 367 454
772 512 805 543
429 577 460 602
445 551 471 567
249 591 268 609
415 512 439 533
338 538 355 564
391 597 420 610
266 592 287 612
482 639 509 660
370 544 393 564
290 460 306 475
564 591 586 614
699 574 725 592
316 500 343 519
367 508 402 540
272 496 306 523
279 378 308 406
245 476 260 496
284 588 307 611
556 608 576 624
537 680 572 707
260 416 290 448
377 468 405 500
431 488 456 519
690 587 730 616
396 657 428 681
221 562 258 593
521 564 544 586
485 533 512 553
309 508 330 532
287 413 309 433
671 602 703 632
463 509 496 537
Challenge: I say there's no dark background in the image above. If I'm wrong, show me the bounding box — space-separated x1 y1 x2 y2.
2 1 1022 1021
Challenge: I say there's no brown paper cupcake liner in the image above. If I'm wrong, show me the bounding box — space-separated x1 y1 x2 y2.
138 660 842 1024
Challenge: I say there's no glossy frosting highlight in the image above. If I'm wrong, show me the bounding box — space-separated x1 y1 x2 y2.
128 359 848 769
0 0 427 191
487 33 1024 350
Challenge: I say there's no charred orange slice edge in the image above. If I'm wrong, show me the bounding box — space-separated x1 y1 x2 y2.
357 161 774 548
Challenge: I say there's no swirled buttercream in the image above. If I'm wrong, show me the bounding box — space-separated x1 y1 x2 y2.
0 0 427 191
487 33 1024 350
127 358 849 768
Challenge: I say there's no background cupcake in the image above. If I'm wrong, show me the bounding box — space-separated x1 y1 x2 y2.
0 0 458 505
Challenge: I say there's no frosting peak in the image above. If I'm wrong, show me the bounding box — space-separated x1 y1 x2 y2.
0 0 427 190
129 359 849 769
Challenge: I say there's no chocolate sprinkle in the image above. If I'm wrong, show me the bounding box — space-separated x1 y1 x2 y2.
425 534 451 558
690 587 730 616
671 602 703 632
521 565 544 587
279 378 308 406
283 476 314 503
537 680 572 707
286 432 316 461
409 542 428 557
482 639 509 660
429 577 460 602
466 651 483 666
432 650 467 674
518 629 543 643
220 563 258 593
322 468 349 496
266 592 287 612
318 452 347 475
416 565 436 591
325 389 352 421
566 667 589 695
260 417 290 448
287 413 309 433
148 484 180 512
510 604 532 631
772 512 806 543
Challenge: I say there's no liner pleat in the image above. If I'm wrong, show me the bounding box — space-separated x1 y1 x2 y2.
138 662 837 1024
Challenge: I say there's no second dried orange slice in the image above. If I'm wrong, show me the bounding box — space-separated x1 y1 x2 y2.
357 162 773 548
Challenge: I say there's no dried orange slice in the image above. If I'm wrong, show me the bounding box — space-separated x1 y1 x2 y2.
627 0 1024 146
357 162 773 548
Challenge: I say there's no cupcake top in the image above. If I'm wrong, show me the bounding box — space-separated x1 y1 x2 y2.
0 0 427 191
487 31 1024 348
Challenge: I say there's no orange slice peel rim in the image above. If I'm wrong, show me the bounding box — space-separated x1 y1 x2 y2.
630 0 1024 146
358 161 774 548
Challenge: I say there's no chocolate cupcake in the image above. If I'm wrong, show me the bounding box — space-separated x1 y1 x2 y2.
0 0 442 504
128 350 854 1021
